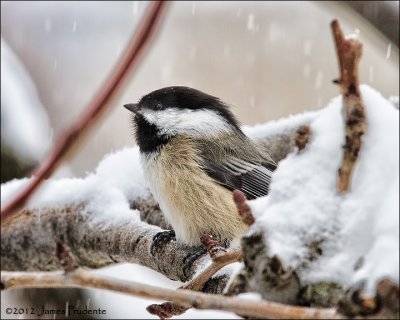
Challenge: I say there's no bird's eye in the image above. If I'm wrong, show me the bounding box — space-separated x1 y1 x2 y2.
154 103 163 110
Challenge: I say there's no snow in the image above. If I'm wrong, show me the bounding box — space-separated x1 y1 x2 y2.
303 40 312 56
243 109 317 138
221 262 245 294
369 65 374 83
1 147 150 225
389 96 399 109
237 292 263 301
246 14 255 31
249 85 399 296
386 42 392 59
72 20 77 32
314 70 324 90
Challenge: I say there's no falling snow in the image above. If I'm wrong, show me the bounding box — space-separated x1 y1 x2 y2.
267 22 281 43
223 43 231 57
250 96 255 107
314 70 324 90
247 14 255 31
116 44 122 58
386 42 392 59
44 18 52 33
303 40 312 56
132 1 139 16
191 1 196 15
303 63 311 78
189 45 197 60
317 95 322 107
369 65 374 83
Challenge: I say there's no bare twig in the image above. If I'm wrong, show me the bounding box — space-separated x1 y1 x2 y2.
55 242 78 273
1 1 169 220
338 279 399 318
233 190 255 226
186 237 242 291
147 236 243 318
200 234 227 259
331 19 367 193
1 270 344 319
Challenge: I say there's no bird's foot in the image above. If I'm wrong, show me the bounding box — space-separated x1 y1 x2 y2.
150 229 176 255
183 246 207 278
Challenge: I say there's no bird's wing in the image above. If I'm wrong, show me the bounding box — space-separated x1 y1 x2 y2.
202 155 276 200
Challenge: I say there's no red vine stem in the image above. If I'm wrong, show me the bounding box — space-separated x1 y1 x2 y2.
1 1 169 220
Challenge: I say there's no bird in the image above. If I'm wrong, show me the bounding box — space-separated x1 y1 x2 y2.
124 86 276 247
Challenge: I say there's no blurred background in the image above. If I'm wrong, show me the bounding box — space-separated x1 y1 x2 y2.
1 1 399 319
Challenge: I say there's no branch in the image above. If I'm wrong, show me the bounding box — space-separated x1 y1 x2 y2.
1 1 169 220
1 204 204 283
1 269 343 320
294 125 311 152
233 190 255 226
331 19 367 193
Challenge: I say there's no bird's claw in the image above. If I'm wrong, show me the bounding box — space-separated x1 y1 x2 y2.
150 230 176 255
183 246 207 278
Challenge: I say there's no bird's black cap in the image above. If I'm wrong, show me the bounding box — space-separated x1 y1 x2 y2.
125 86 240 129
124 86 243 153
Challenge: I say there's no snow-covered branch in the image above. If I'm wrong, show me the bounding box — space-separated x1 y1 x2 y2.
1 202 204 283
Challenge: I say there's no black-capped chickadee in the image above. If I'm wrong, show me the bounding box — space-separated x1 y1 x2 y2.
124 86 276 246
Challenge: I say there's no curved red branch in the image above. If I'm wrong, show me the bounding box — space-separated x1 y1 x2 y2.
1 1 169 220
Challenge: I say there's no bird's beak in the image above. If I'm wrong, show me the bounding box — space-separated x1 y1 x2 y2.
123 103 140 114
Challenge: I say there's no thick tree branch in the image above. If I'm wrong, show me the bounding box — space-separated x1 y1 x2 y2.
1 205 204 283
1 269 343 319
331 19 367 193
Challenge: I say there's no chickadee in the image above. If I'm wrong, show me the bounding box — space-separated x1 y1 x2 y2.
124 86 276 246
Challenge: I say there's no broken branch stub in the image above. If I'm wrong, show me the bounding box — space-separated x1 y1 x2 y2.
331 19 367 193
294 125 311 152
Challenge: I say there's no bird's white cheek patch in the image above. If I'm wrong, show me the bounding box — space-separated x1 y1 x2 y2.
142 108 231 137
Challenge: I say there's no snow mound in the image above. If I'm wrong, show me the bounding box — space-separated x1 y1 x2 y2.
1 147 150 224
249 85 399 295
